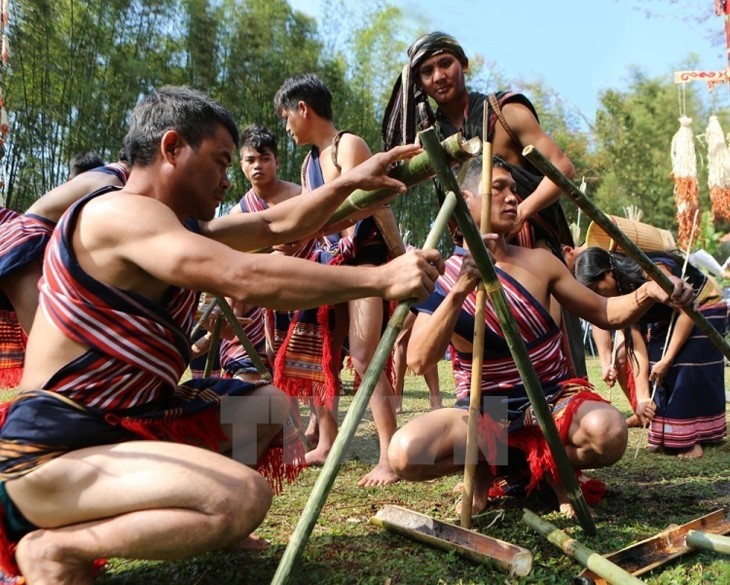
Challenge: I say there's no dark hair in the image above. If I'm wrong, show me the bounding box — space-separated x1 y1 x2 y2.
69 151 105 177
274 74 333 121
573 247 646 296
123 85 239 167
240 124 278 158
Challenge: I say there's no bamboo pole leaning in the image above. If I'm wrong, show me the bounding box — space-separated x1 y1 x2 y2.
686 530 730 555
203 313 223 378
522 145 730 362
271 191 460 585
523 509 645 585
419 129 596 536
461 111 493 527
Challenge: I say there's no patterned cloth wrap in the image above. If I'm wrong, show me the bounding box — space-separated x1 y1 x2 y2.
0 162 130 387
414 250 607 497
641 254 728 450
0 187 303 578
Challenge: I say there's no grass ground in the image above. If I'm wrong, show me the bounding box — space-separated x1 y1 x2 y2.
5 357 730 584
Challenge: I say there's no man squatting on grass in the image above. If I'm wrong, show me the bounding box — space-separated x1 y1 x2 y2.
0 86 443 584
387 159 695 516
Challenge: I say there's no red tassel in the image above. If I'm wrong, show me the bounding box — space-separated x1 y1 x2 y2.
578 474 607 506
0 508 19 578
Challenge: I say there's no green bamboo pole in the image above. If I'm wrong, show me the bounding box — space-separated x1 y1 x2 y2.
523 510 645 584
523 144 730 361
213 295 272 382
203 313 223 378
419 129 596 536
271 191 459 585
686 530 730 555
252 135 479 254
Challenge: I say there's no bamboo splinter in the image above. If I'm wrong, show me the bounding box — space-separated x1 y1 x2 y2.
271 191 460 585
522 144 730 362
419 129 596 535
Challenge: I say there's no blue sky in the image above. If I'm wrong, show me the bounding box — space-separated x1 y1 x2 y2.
288 0 730 122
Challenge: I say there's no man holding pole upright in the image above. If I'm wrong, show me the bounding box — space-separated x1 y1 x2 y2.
387 158 694 517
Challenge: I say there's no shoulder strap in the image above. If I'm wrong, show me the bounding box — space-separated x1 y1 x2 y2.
330 130 352 174
488 93 521 148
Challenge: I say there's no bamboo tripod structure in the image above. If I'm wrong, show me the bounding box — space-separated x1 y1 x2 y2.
522 145 730 362
420 129 596 536
271 188 460 585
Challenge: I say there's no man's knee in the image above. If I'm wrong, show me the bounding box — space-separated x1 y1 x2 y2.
387 430 432 479
578 406 628 464
216 470 272 538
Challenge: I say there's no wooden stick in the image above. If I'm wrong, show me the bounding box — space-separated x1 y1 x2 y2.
191 295 217 338
686 530 730 555
271 191 460 585
213 295 272 382
633 209 698 459
203 313 223 378
523 509 645 584
461 113 493 527
522 144 730 361
420 130 596 536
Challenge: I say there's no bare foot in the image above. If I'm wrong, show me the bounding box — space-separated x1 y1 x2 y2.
429 399 444 411
357 462 400 487
304 446 331 466
677 443 703 460
455 491 489 516
16 531 94 585
229 533 270 551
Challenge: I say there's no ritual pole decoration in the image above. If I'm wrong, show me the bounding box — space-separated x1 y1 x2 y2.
213 295 272 382
419 129 596 536
461 106 493 527
271 191 461 585
523 145 730 361
523 510 646 585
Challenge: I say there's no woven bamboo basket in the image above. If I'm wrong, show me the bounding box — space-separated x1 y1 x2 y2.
585 216 676 252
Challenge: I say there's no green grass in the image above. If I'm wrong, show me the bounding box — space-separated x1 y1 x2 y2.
5 358 730 584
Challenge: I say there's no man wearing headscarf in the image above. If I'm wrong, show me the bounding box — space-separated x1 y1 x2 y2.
382 31 586 376
383 31 575 256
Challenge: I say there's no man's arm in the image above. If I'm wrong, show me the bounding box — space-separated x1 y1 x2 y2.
88 194 443 311
501 102 575 233
544 250 694 329
201 144 420 251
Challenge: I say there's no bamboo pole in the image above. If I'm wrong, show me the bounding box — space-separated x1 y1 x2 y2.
213 295 272 382
523 509 645 584
686 530 730 555
271 191 459 585
522 145 730 361
461 112 493 527
419 129 596 536
191 295 217 338
203 313 223 378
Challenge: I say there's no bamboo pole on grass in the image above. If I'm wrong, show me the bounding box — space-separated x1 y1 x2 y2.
461 110 493 527
419 129 596 536
686 530 730 555
271 191 460 585
523 509 645 584
523 145 730 361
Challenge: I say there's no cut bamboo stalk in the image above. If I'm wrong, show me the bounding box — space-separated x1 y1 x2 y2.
271 191 459 585
213 295 272 382
420 129 596 536
523 509 645 585
371 505 532 576
203 313 223 378
523 145 730 361
686 530 730 555
461 126 493 527
191 295 217 338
